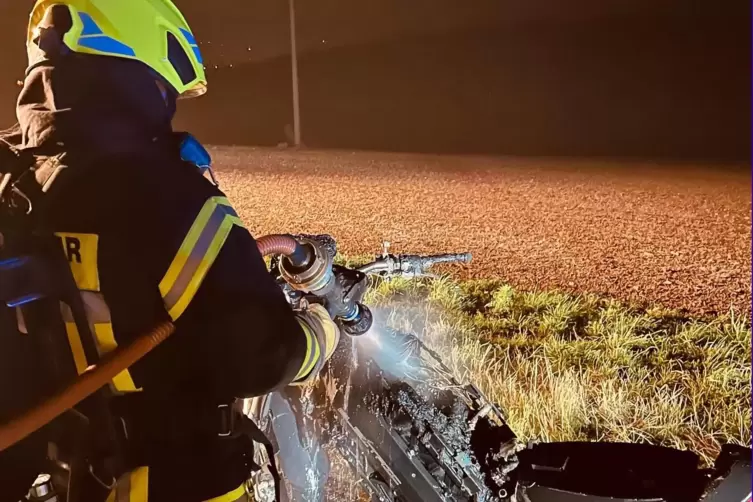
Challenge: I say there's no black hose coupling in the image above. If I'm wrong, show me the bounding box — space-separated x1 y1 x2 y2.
340 303 373 337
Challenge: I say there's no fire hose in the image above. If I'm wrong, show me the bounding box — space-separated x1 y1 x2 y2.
0 234 304 453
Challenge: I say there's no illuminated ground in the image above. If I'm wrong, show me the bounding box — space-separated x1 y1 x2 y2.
212 147 751 316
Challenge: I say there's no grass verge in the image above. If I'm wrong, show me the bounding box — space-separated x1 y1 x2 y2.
350 264 751 467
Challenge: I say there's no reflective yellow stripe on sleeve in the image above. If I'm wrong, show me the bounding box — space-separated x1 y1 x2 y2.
160 197 244 321
293 320 321 381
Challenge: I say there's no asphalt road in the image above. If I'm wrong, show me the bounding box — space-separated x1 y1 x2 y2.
211 147 751 316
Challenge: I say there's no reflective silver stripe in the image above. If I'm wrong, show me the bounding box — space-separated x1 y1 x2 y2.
82 291 111 323
162 203 229 313
60 292 111 324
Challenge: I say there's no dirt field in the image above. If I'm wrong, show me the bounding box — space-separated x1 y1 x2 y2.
211 147 751 316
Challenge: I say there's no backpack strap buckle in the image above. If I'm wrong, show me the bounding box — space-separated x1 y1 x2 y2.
217 403 234 437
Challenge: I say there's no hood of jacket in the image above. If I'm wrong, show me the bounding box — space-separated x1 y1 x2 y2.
16 48 178 162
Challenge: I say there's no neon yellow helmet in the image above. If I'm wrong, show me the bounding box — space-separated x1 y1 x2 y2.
27 0 207 98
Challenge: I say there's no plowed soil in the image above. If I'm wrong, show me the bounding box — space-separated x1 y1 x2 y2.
212 147 751 316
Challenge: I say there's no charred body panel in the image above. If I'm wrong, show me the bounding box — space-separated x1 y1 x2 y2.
327 325 519 502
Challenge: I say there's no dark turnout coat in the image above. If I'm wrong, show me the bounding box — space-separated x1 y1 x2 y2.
0 53 311 500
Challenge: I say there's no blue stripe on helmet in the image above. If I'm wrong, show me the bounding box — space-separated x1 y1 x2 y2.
191 46 203 65
78 12 103 36
180 28 197 46
78 35 136 57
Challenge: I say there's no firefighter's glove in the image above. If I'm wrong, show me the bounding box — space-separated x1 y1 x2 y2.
291 303 340 385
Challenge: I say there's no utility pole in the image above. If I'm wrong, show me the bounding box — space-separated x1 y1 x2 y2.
289 0 301 147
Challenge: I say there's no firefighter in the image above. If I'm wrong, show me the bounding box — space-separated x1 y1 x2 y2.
6 1 340 500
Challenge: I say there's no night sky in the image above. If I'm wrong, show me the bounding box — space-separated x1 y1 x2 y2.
0 1 749 159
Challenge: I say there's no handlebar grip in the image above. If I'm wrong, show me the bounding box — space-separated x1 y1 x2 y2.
430 253 472 263
406 253 472 265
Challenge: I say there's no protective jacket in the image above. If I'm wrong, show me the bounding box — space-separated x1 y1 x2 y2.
4 54 324 501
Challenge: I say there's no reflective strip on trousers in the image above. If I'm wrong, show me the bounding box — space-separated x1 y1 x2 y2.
159 196 244 321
